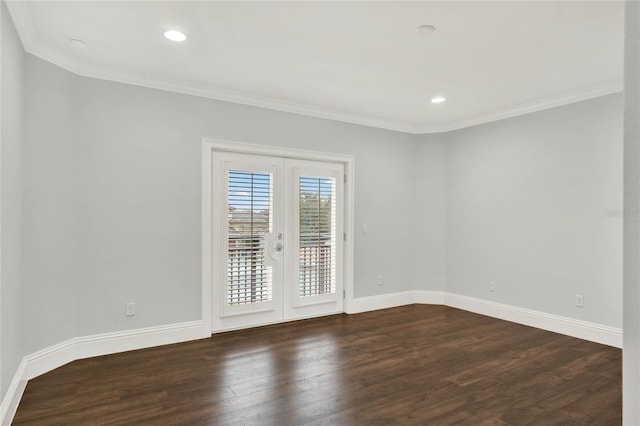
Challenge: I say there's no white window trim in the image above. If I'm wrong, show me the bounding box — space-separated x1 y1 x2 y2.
202 138 355 335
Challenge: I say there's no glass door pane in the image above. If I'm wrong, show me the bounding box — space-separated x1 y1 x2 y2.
286 159 344 317
218 154 283 323
298 176 337 297
227 170 273 305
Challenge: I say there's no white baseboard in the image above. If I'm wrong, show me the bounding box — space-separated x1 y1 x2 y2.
74 321 205 363
444 293 622 348
0 359 26 426
24 320 205 380
346 290 445 314
348 290 622 348
1 320 206 426
413 290 447 305
24 339 77 382
346 290 416 313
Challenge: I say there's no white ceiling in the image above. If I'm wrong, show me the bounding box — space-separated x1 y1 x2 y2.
7 1 624 133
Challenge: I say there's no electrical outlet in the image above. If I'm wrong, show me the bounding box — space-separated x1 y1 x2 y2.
125 302 136 317
575 295 584 308
376 275 383 285
489 281 496 292
362 224 368 234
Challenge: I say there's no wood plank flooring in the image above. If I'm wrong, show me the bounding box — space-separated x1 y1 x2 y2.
13 305 621 425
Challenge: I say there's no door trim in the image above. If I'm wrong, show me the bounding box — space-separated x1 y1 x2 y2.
202 138 355 334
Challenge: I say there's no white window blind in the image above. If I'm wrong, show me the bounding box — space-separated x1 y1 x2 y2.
298 176 336 297
227 170 273 305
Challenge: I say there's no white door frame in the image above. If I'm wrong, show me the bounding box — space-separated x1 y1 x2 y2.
202 138 355 334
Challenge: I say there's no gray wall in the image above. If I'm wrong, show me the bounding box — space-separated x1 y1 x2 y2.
1 0 25 400
444 93 623 328
413 135 447 292
21 56 80 355
623 1 640 423
20 54 441 339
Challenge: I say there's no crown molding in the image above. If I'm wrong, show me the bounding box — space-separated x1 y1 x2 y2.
417 78 624 134
6 1 624 135
6 1 419 134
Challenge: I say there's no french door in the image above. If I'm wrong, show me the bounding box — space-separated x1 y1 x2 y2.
210 151 344 331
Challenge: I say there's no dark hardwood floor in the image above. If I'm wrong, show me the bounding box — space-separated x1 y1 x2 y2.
13 305 621 425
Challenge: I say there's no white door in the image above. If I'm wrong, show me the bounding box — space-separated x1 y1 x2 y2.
211 152 344 331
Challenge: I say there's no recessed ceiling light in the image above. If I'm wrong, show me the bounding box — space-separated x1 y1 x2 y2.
164 30 186 42
416 25 436 36
431 96 446 104
68 37 87 49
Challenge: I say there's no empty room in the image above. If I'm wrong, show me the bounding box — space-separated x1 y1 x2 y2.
2 1 639 424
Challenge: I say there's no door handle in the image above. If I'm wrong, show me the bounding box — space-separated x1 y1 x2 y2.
265 233 283 261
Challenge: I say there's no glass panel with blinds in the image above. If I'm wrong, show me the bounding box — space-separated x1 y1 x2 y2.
227 170 273 305
298 176 337 297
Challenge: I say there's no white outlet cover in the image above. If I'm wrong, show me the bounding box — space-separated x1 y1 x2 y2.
125 302 136 316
